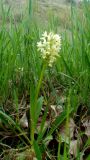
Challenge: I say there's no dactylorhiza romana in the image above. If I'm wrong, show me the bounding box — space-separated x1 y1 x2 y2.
37 31 61 67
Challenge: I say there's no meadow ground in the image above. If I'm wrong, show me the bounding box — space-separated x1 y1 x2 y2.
0 0 90 160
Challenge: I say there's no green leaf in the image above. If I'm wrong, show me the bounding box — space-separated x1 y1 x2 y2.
0 110 31 145
38 106 49 141
34 96 43 127
87 155 90 160
30 82 35 119
46 108 73 137
0 110 16 127
33 140 42 160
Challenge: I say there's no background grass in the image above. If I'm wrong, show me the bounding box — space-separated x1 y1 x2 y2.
0 0 90 159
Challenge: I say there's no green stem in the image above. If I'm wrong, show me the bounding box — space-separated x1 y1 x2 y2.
31 62 46 144
35 63 46 102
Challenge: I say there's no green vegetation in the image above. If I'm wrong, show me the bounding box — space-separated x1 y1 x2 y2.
0 0 90 159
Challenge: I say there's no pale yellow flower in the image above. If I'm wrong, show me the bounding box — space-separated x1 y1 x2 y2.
37 31 61 67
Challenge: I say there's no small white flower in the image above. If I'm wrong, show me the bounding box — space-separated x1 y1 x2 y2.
37 31 61 67
42 31 48 38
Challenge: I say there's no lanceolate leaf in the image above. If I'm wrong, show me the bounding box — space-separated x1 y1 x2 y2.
33 140 42 160
35 96 43 126
46 108 73 137
0 110 31 145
